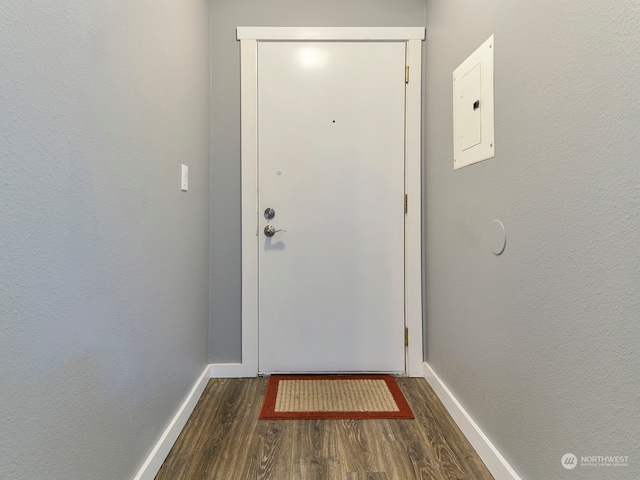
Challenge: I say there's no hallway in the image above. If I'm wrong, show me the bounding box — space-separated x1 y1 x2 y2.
155 377 493 479
3 0 639 478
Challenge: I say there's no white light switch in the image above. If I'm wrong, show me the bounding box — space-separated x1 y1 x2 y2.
181 164 188 191
453 35 495 169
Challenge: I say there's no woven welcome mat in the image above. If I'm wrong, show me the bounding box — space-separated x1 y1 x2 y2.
259 375 414 420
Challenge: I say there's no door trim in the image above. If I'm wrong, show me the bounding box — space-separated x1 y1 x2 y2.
238 27 425 377
237 26 426 41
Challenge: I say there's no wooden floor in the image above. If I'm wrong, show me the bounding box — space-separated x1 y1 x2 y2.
155 377 493 480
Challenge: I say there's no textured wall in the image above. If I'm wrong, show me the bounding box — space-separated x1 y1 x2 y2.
0 1 210 478
209 0 427 362
424 1 640 479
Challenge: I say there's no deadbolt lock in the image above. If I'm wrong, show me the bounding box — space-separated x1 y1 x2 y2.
264 208 276 220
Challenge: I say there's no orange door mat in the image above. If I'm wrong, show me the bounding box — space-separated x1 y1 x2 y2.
259 375 414 420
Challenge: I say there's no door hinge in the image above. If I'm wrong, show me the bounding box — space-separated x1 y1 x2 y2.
405 66 410 84
404 194 408 214
405 327 409 347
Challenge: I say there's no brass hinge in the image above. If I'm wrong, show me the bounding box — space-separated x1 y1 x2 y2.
405 66 409 84
404 194 408 214
405 327 409 346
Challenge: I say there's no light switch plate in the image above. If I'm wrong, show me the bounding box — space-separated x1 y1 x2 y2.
453 35 494 170
181 164 188 191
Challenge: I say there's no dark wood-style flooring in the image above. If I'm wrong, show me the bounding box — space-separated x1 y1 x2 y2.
155 377 494 480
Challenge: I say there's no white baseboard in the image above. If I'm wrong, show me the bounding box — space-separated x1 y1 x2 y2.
209 362 256 378
423 362 522 480
134 365 211 480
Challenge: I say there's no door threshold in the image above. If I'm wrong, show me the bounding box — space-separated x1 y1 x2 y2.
258 371 407 377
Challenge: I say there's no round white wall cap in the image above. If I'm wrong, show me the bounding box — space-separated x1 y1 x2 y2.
489 219 506 255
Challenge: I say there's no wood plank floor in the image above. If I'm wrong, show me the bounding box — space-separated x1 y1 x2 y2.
155 377 494 480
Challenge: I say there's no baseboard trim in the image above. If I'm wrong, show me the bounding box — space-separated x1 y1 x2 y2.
134 365 211 480
209 362 256 378
423 362 522 480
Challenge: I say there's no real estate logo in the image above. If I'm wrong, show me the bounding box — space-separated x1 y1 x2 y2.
561 452 629 470
562 453 578 470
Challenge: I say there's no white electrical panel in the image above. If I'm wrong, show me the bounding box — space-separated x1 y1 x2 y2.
453 35 495 170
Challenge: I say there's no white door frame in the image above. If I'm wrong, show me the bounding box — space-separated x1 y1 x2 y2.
236 27 424 377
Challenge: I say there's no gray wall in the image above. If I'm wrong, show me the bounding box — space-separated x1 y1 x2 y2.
0 1 211 478
209 0 427 362
424 1 640 479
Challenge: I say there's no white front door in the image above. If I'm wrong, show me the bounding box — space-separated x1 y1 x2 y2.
257 41 406 373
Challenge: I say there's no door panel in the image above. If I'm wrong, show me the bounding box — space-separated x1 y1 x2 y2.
258 41 406 373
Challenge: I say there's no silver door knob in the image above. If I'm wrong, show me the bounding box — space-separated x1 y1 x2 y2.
264 225 286 237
